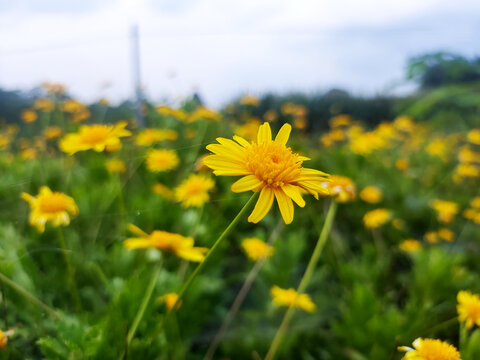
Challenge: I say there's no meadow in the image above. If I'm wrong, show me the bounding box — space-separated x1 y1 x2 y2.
0 82 479 360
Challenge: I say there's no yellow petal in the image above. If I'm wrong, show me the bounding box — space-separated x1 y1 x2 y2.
282 184 305 207
233 135 251 148
274 189 294 224
248 187 274 223
274 123 291 146
128 224 149 237
257 123 272 144
124 238 153 249
231 175 263 193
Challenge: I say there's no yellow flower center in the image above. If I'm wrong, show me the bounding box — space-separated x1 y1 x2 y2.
80 126 110 144
416 339 460 360
38 194 68 213
245 142 301 187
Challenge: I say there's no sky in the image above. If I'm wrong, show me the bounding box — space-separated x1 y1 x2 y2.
0 0 479 107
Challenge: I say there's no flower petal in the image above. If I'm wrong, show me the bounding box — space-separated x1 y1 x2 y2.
231 175 263 193
274 123 291 146
257 122 272 144
282 184 305 207
248 187 274 223
274 189 294 224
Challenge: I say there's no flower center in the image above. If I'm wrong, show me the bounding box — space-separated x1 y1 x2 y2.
38 194 68 213
81 126 110 144
245 142 302 187
417 339 460 360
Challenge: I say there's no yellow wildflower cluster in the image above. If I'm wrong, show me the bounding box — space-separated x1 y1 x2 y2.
429 199 459 224
136 128 178 146
62 99 90 123
463 196 480 224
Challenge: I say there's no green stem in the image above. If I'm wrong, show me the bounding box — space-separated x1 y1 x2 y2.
0 271 60 319
459 322 468 355
265 200 338 360
127 263 162 345
57 228 82 312
172 192 259 311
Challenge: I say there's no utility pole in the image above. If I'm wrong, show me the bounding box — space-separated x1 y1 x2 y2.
131 24 145 127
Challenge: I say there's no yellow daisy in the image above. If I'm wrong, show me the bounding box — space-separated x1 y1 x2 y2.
241 237 274 261
204 123 329 224
457 290 480 329
21 186 79 233
145 149 179 173
174 174 214 208
398 338 460 360
359 186 383 204
136 128 178 146
124 224 207 262
59 121 131 155
270 286 316 313
21 109 37 123
363 208 391 229
429 199 459 224
399 239 422 253
322 175 356 203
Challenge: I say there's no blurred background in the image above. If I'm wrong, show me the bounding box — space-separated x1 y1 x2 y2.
1 0 479 107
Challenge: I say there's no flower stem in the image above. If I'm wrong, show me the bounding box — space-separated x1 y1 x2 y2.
57 228 82 312
0 271 60 319
265 200 338 360
127 262 162 345
172 192 259 311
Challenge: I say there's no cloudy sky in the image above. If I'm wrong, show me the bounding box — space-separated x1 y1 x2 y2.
0 0 479 107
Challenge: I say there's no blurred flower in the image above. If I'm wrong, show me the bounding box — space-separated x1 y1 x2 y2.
34 98 55 112
241 237 274 261
360 186 383 204
42 82 66 95
396 158 410 171
152 183 174 200
174 174 214 208
21 110 37 123
185 128 197 139
21 186 78 233
329 114 352 128
235 119 261 141
105 159 126 174
20 148 38 160
136 128 178 146
59 122 131 155
392 218 405 230
467 129 480 145
194 154 209 172
471 197 480 209
159 293 181 311
393 115 415 132
429 199 459 224
43 126 62 140
363 208 391 228
457 290 480 329
204 122 329 224
349 131 387 155
438 228 455 242
240 95 259 106
0 329 14 349
0 134 10 150
263 110 277 123
458 146 480 164
322 175 356 203
424 231 439 244
186 107 221 123
454 164 480 181
270 286 315 313
426 138 448 161
399 239 422 253
398 338 460 360
62 99 85 113
98 98 109 107
145 149 179 173
124 224 207 262
293 117 307 130
280 102 296 115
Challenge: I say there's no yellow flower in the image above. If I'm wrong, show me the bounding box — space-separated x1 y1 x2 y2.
270 286 316 313
240 95 259 106
458 146 480 164
186 107 221 123
363 208 391 229
241 238 274 261
454 164 480 180
393 115 415 132
71 109 90 123
105 159 126 173
322 175 356 203
174 174 214 208
329 129 345 142
152 183 174 200
159 292 181 311
204 123 330 224
293 117 307 130
438 228 455 242
42 82 66 95
329 114 352 128
467 129 480 145
136 128 178 146
426 138 448 161
349 131 387 155
62 99 85 113
59 122 131 155
235 119 261 141
20 148 38 160
396 158 410 171
392 218 405 230
34 98 55 112
424 231 439 244
471 197 480 209
281 102 296 115
429 199 459 224
263 110 277 123
21 186 79 233
124 224 207 262
457 290 480 329
145 149 179 172
43 126 62 140
21 110 37 123
398 338 460 360
360 186 383 204
399 239 422 253
0 329 14 349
